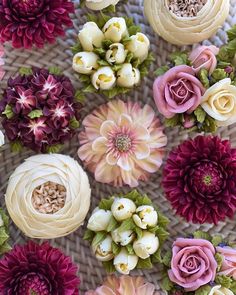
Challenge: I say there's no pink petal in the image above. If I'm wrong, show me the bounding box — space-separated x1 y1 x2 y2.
118 114 133 126
95 158 119 184
100 121 116 138
134 144 150 160
106 152 118 166
119 276 136 295
96 286 116 295
92 137 107 153
134 124 150 141
136 283 156 295
117 156 133 171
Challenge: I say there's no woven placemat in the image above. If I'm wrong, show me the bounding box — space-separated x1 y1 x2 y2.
0 0 236 292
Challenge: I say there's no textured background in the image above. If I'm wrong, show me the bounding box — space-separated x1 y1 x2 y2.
0 0 236 293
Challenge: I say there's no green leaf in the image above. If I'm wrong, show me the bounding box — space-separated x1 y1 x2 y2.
101 86 130 99
75 90 86 103
69 117 80 129
107 216 118 232
97 59 110 66
134 226 143 239
96 12 110 28
154 65 169 77
126 244 135 255
102 39 113 49
0 209 9 228
93 47 106 58
226 39 236 54
148 225 159 234
132 58 141 68
165 115 180 127
227 24 236 41
87 13 98 23
162 250 172 267
136 257 152 269
10 141 23 153
48 66 62 75
112 64 123 72
135 194 152 206
83 84 96 93
217 45 234 63
124 16 134 28
212 235 223 247
151 248 162 263
215 275 232 288
157 212 170 229
79 74 91 83
126 52 134 63
195 285 212 295
194 107 206 123
122 36 132 45
2 104 14 119
215 253 223 271
99 198 114 210
170 51 189 66
0 228 9 245
155 227 169 245
211 68 227 82
161 274 174 292
193 231 211 241
202 116 218 133
102 261 116 273
28 109 43 119
128 25 141 36
197 68 210 88
112 241 120 255
83 229 95 242
117 218 135 233
19 67 33 76
71 42 83 55
0 242 11 255
46 144 63 153
80 0 86 7
92 232 107 248
103 4 116 13
230 280 236 293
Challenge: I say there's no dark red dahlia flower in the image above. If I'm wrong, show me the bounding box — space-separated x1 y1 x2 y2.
0 67 82 153
0 0 74 48
163 136 236 224
0 241 79 295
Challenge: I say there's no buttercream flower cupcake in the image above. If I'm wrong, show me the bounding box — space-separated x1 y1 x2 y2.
78 99 167 187
84 0 120 10
5 154 91 239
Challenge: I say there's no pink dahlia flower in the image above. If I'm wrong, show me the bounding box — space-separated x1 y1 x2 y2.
0 0 74 49
0 241 80 294
85 275 160 295
163 135 236 224
0 43 4 80
78 99 167 187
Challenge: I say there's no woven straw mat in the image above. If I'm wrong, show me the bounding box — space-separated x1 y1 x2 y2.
0 0 236 293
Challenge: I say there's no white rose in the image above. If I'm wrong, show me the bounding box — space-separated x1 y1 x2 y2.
126 33 150 62
0 130 4 147
133 205 158 229
85 0 120 10
92 235 114 262
91 66 116 90
79 22 104 51
117 63 140 88
201 78 236 126
5 154 91 239
133 231 159 259
87 207 112 231
73 52 99 74
103 17 128 42
111 229 135 246
111 198 136 221
113 248 138 274
209 285 234 295
106 43 127 64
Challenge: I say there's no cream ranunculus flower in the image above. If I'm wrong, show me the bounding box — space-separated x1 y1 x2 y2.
201 78 236 126
85 0 120 10
117 63 140 88
106 43 127 64
144 0 230 46
209 285 234 295
126 33 150 62
87 207 112 231
92 235 114 262
103 17 128 43
5 154 91 239
111 198 136 221
133 231 159 259
73 52 99 74
113 248 138 274
133 205 158 229
92 66 116 90
78 22 105 51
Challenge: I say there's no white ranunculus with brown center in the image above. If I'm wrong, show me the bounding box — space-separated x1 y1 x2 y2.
85 0 120 10
5 154 91 239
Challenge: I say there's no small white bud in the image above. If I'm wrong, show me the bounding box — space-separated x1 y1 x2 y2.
106 43 127 64
117 63 140 88
91 66 116 90
126 33 150 62
87 207 112 232
103 17 128 43
73 52 99 75
133 231 159 259
111 198 136 221
111 229 135 246
113 248 138 274
78 22 104 51
92 235 114 262
133 205 158 229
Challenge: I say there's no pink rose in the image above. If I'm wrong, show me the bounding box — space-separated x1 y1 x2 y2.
216 246 236 280
153 65 205 118
168 238 217 292
189 45 219 74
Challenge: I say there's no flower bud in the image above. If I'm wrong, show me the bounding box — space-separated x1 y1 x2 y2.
91 66 116 90
73 52 99 75
133 205 158 229
209 285 234 295
126 33 150 62
92 235 114 262
103 17 128 43
133 231 159 259
87 207 112 232
79 22 104 51
111 198 136 221
106 43 127 64
113 248 138 274
85 0 120 10
111 229 135 246
117 63 140 88
0 130 4 147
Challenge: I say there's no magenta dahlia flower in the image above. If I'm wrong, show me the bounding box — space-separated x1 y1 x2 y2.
163 136 236 224
0 68 82 153
0 0 74 48
0 241 79 294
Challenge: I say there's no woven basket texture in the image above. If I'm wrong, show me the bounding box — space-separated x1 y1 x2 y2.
0 0 236 293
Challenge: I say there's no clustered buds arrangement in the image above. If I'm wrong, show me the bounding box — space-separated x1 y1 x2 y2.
72 14 153 98
84 190 169 274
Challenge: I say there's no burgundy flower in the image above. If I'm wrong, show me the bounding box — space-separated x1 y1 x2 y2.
0 68 81 152
0 0 74 49
0 241 80 295
163 136 236 224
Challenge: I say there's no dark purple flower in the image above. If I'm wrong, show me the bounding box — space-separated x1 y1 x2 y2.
0 241 80 295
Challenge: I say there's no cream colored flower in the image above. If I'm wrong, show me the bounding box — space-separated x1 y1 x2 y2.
87 207 112 231
92 66 116 90
0 130 4 147
5 154 91 239
201 78 236 126
144 0 230 46
117 63 140 88
111 229 135 246
78 22 104 51
85 0 120 10
133 231 159 259
113 248 138 274
111 198 136 221
106 43 127 64
126 33 150 62
133 205 158 229
103 17 128 43
209 285 234 295
92 235 114 262
73 52 99 74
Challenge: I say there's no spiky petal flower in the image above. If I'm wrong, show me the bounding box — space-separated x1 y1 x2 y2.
0 241 80 294
0 0 74 49
78 99 167 187
163 136 236 224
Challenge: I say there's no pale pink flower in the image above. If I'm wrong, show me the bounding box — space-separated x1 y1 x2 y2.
85 275 160 295
216 246 236 280
0 44 5 81
78 99 167 187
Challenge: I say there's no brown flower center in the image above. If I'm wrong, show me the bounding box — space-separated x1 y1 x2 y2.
114 134 132 152
32 182 66 214
168 0 207 17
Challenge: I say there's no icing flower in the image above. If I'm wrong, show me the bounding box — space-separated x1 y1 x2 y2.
103 17 128 43
73 52 99 74
113 248 138 274
133 231 159 259
78 100 167 187
153 65 205 118
168 238 217 291
5 154 91 239
117 63 140 88
92 66 116 90
85 0 120 10
201 78 236 126
126 33 150 62
111 198 136 221
87 208 112 231
79 22 104 51
106 43 127 64
0 130 4 147
111 229 135 246
216 246 236 279
189 45 219 74
92 235 114 262
209 285 234 295
0 44 4 81
85 275 160 295
133 205 158 229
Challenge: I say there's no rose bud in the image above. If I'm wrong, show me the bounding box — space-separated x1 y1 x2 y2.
133 231 159 259
79 22 104 51
117 63 140 88
106 43 127 64
92 235 114 262
133 205 158 229
73 52 99 74
87 207 112 232
113 248 138 274
209 285 234 295
126 33 150 62
103 17 128 43
91 66 116 90
111 229 135 246
111 198 136 221
183 114 196 129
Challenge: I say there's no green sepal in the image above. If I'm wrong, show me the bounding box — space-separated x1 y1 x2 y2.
79 74 91 83
19 67 33 76
111 241 120 255
102 39 113 49
69 117 80 129
0 209 9 229
170 51 189 66
0 242 11 255
211 235 223 247
102 4 116 13
161 274 174 292
215 253 223 271
154 65 169 77
102 261 116 273
197 68 210 88
112 64 123 72
93 47 106 58
202 116 218 133
0 227 9 245
71 42 83 55
46 144 63 153
97 59 110 66
28 109 43 119
136 257 152 269
194 107 206 123
162 250 172 267
151 248 162 263
155 226 169 245
92 231 107 248
83 84 97 93
217 45 235 63
75 90 86 103
117 218 135 233
48 66 62 75
227 24 236 41
165 115 180 128
2 104 14 119
99 198 114 210
126 244 135 255
83 229 95 243
193 231 211 241
215 275 232 288
101 86 130 99
211 68 228 82
134 226 143 239
195 285 212 295
10 141 23 153
157 211 170 229
128 25 141 36
107 216 118 232
126 52 134 63
230 280 236 293
139 52 154 78
122 36 132 45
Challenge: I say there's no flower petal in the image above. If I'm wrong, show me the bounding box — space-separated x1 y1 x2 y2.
92 137 107 153
117 156 133 171
118 114 133 126
100 120 116 138
134 144 150 160
134 124 150 140
106 152 118 166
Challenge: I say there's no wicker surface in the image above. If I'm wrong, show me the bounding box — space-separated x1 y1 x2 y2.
0 0 236 293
